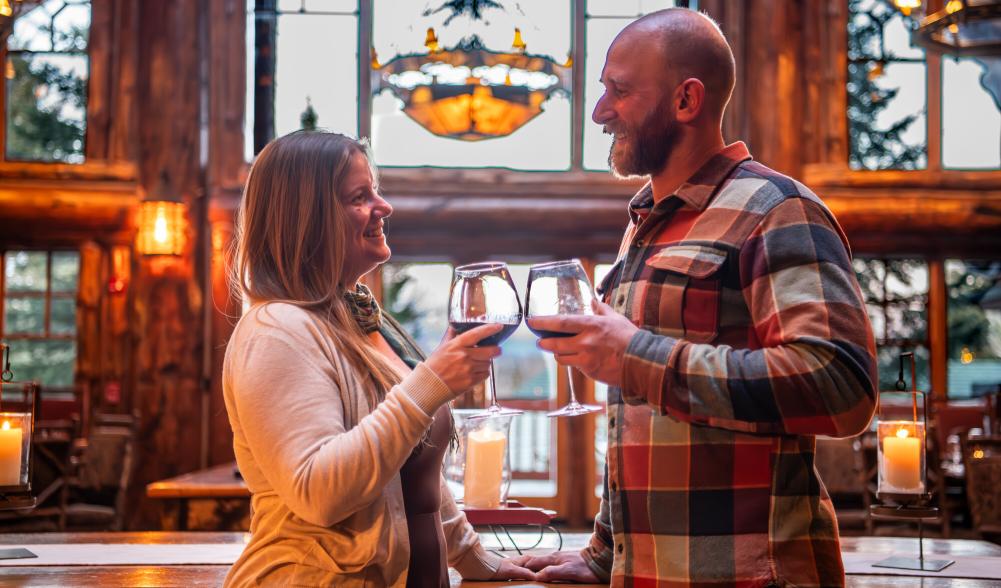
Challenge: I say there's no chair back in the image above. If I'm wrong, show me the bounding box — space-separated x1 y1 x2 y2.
964 436 1001 536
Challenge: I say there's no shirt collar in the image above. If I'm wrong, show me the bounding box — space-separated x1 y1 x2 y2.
627 142 752 223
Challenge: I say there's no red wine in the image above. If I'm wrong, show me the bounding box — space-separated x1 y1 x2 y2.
527 325 574 339
450 321 520 346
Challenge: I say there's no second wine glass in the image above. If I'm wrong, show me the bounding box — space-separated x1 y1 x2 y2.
526 259 603 418
448 261 523 420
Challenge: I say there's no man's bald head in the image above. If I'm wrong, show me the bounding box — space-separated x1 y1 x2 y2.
619 8 736 119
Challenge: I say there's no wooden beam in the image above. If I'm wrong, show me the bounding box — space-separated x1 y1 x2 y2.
928 259 948 399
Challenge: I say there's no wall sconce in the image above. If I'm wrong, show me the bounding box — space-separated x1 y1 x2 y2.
137 171 187 256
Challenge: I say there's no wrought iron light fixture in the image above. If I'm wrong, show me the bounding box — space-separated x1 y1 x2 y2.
372 1 571 141
895 0 1001 56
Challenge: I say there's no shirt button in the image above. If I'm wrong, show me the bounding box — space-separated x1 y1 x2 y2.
617 544 624 554
616 294 625 306
634 239 643 247
609 417 615 427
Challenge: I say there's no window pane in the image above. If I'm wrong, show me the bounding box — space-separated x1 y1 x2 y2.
274 11 358 138
3 297 45 335
8 0 90 52
5 53 88 163
943 57 1001 170
371 0 571 169
2 339 76 388
50 251 80 292
946 260 1001 399
847 0 926 171
4 252 47 292
381 262 452 354
50 298 76 335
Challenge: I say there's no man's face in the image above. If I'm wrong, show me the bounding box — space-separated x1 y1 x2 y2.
592 34 679 178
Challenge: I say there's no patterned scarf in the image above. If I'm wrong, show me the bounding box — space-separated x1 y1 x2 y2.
343 283 383 334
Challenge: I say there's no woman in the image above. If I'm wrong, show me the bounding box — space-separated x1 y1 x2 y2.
223 131 534 586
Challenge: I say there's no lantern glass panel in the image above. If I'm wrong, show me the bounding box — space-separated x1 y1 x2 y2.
0 412 32 489
876 394 927 497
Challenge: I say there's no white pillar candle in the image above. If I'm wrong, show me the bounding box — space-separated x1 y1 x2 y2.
464 428 507 508
883 426 922 492
0 420 24 487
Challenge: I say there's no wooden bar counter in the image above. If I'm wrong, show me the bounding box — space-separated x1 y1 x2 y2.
0 532 998 586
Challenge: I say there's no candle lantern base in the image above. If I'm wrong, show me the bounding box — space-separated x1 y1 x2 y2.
0 548 36 560
0 492 35 510
872 555 954 572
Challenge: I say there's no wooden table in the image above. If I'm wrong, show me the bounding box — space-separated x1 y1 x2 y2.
145 462 249 530
0 532 998 587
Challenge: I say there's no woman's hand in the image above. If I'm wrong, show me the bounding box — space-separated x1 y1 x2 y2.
488 558 538 582
424 324 502 396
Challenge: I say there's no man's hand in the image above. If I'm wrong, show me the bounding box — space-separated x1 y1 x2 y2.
487 558 538 582
507 551 601 583
527 300 638 387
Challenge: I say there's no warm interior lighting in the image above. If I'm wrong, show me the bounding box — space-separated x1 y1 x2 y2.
896 427 910 438
895 0 921 16
973 448 985 459
511 28 526 52
425 27 441 53
137 200 187 256
0 0 12 18
1 421 9 431
960 346 975 364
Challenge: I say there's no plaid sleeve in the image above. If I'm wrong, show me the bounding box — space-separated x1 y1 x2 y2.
621 197 877 438
580 461 613 581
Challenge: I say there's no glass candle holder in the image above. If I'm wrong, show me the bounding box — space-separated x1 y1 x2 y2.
0 411 32 491
445 409 513 509
877 418 926 496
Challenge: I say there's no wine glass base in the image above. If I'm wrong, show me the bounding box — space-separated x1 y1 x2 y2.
547 403 602 418
466 406 524 421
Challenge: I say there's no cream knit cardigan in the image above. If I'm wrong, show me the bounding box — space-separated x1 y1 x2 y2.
222 303 501 587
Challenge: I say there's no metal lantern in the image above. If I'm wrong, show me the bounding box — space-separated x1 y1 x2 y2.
0 343 39 560
870 352 953 572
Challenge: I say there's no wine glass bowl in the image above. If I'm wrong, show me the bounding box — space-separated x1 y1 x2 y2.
526 259 603 418
448 262 523 419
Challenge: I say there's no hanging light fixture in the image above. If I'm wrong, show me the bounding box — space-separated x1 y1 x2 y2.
372 2 571 142
137 171 188 256
896 0 1001 56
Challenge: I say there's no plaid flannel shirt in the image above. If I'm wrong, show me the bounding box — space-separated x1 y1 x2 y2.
582 142 877 588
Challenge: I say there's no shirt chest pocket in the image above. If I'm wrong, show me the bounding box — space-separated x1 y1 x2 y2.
642 244 726 343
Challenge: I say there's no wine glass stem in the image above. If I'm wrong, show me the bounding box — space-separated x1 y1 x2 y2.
488 360 499 409
566 366 581 407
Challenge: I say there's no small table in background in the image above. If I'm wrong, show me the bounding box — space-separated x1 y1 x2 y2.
146 462 249 530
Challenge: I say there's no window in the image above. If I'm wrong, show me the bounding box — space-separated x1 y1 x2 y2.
853 257 930 390
1 250 80 396
942 57 1001 170
846 0 926 170
946 260 1001 398
3 0 91 163
248 0 685 170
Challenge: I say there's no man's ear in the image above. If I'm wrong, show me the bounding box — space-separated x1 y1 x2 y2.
674 78 705 123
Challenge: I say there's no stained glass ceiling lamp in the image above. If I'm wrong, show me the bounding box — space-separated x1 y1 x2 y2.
896 0 1001 56
372 19 570 141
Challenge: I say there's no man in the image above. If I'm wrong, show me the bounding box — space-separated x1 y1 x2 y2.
519 7 877 587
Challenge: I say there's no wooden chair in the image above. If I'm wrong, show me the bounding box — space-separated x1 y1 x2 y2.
963 435 1001 540
63 412 137 531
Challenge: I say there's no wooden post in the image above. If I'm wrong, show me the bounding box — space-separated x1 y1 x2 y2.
928 259 948 399
253 0 276 154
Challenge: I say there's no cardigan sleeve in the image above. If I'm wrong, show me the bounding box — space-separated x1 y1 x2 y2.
225 305 454 527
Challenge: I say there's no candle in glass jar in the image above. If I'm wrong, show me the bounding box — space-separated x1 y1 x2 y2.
883 426 922 492
464 428 506 508
0 420 24 486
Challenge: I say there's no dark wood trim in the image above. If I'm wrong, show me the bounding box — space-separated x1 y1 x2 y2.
570 0 585 171
928 259 948 399
804 164 1001 189
0 160 137 181
252 0 276 155
357 0 372 141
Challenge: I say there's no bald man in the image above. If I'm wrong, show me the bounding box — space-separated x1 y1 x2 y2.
519 8 877 587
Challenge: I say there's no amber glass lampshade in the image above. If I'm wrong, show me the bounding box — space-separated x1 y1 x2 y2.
137 200 187 256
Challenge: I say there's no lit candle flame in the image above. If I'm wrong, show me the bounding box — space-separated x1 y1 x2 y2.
153 209 169 243
1 421 10 431
896 427 910 439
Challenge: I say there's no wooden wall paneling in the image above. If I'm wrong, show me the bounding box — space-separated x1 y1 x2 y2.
107 0 139 162
125 0 206 530
85 0 112 160
208 0 247 191
207 202 239 466
928 259 948 398
76 241 103 432
699 0 747 145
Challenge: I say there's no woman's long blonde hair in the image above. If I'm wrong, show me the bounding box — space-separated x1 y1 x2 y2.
232 131 400 408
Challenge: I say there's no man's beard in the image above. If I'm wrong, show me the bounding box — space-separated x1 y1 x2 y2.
608 101 679 178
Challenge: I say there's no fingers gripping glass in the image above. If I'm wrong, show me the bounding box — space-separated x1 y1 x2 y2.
526 260 603 418
448 262 524 420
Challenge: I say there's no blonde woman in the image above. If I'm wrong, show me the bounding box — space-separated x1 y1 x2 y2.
223 131 535 586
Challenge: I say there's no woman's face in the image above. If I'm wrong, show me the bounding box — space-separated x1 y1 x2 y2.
340 151 393 284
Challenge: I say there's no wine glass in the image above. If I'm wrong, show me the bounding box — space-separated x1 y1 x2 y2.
526 259 603 418
448 262 524 419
